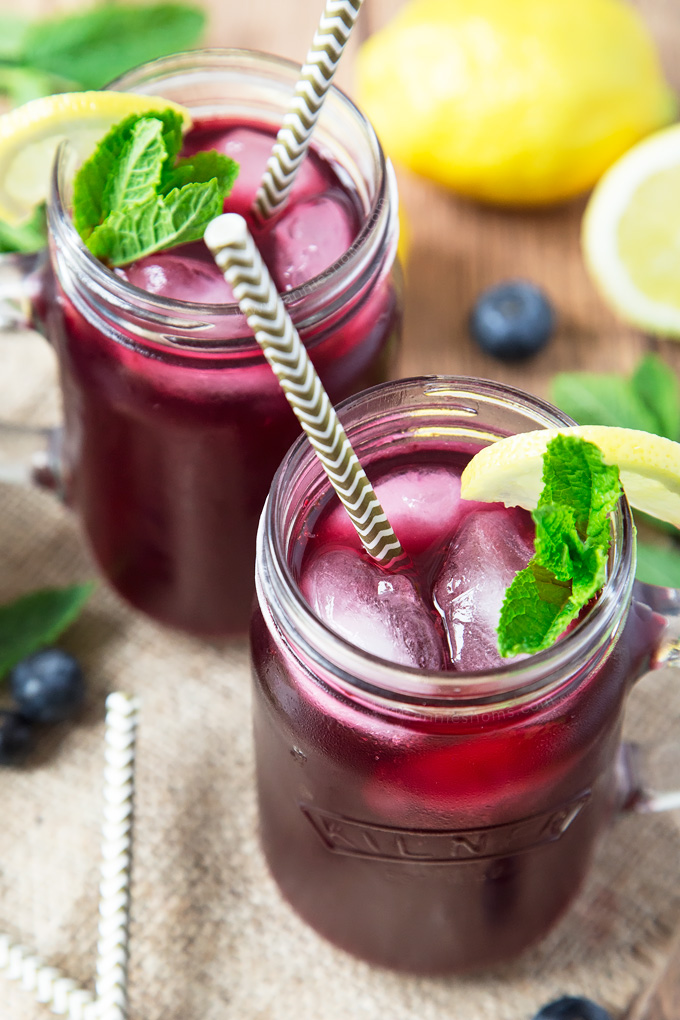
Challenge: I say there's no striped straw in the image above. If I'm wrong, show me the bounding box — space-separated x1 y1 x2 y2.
0 692 140 1020
95 692 140 1020
0 934 97 1019
253 0 364 221
204 213 405 567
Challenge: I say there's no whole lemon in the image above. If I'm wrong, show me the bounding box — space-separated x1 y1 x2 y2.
355 0 676 206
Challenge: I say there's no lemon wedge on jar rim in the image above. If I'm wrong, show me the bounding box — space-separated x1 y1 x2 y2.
582 123 680 337
0 91 192 226
460 425 680 528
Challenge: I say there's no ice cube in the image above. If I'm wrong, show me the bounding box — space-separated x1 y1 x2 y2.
301 548 445 669
433 507 534 672
372 467 469 557
182 125 327 212
269 190 357 291
314 467 469 557
117 250 235 304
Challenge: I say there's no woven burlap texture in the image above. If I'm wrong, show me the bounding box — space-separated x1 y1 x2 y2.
0 331 679 1020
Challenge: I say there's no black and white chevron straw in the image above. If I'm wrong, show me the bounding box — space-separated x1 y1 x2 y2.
253 0 364 221
204 213 405 568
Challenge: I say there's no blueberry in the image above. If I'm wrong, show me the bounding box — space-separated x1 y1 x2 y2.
532 996 613 1020
0 711 32 764
469 280 555 359
10 648 85 723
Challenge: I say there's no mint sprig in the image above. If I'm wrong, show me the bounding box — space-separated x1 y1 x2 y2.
0 3 207 254
550 353 680 589
497 435 622 657
551 353 680 441
0 5 205 102
73 111 238 267
0 582 94 679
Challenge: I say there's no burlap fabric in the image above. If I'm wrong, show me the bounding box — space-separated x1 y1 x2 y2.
1 331 679 1020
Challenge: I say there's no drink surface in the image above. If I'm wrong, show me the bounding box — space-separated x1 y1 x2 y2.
252 442 661 972
296 449 536 673
52 116 400 635
116 119 362 301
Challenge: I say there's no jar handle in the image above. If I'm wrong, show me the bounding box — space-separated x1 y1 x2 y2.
0 423 62 492
617 581 680 814
0 251 63 492
0 250 47 332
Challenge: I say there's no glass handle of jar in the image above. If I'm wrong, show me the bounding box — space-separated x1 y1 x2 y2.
617 581 680 814
0 250 47 332
0 250 63 493
618 741 680 814
0 423 63 492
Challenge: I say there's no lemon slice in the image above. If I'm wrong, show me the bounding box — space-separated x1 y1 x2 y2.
460 425 680 527
0 91 192 225
582 123 680 336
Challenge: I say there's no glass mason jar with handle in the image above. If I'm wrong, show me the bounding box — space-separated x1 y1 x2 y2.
252 376 680 975
0 49 402 636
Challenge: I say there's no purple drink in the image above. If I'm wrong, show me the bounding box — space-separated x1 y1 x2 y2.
117 119 361 301
47 51 401 635
251 377 664 973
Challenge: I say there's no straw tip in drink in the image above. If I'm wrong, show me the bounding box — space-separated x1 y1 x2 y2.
203 212 249 255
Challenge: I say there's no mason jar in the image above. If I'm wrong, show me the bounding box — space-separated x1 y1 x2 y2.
252 376 680 973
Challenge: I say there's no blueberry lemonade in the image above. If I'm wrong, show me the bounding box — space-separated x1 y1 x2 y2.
39 52 401 635
251 377 670 973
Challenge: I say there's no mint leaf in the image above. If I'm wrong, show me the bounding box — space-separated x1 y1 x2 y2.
73 110 185 239
550 373 659 433
0 583 94 679
74 112 237 266
0 14 30 60
21 3 205 91
632 354 680 441
0 204 46 253
533 504 598 585
498 562 574 657
550 355 680 442
88 180 224 266
161 150 239 195
102 118 166 216
541 434 621 543
497 435 622 656
0 66 66 106
162 180 226 242
636 540 680 587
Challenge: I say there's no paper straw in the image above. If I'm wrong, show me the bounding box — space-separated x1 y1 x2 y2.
0 693 139 1020
204 212 405 567
253 0 364 221
95 692 140 1020
0 934 97 1019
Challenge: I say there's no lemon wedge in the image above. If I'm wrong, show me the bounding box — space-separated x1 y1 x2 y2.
460 425 680 527
582 123 680 336
0 91 192 225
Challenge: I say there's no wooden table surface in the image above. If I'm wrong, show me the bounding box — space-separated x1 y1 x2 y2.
20 0 680 398
3 5 680 1019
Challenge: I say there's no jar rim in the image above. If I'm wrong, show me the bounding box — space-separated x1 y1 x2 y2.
48 47 393 351
257 375 636 711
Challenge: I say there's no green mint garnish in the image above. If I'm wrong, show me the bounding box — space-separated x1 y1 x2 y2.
0 201 46 254
72 110 238 267
497 435 622 657
0 582 94 679
551 353 680 442
1 4 206 97
0 3 207 248
550 353 680 589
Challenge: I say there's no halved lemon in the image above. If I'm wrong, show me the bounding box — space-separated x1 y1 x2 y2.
0 91 192 225
460 425 680 527
582 123 680 337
